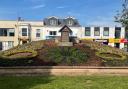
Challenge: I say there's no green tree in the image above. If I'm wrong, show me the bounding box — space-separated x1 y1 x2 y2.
115 0 128 26
115 0 128 39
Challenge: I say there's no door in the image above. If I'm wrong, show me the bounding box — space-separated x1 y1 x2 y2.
61 32 69 42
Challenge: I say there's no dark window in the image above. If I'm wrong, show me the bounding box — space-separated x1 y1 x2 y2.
94 27 100 36
103 27 109 36
49 31 57 35
36 29 40 37
36 33 40 37
0 42 2 50
9 32 14 36
0 29 7 36
125 28 128 39
22 28 27 36
115 27 121 38
85 27 91 36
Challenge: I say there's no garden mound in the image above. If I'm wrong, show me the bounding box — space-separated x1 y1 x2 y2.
0 40 128 67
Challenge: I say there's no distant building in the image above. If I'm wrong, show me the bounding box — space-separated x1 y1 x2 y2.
0 16 127 51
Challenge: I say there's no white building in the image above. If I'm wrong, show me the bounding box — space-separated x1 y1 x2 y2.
0 16 127 51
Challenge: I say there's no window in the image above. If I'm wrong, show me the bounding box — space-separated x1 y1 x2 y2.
36 29 40 37
9 29 15 36
0 28 15 37
67 19 73 26
115 27 121 38
85 27 91 36
125 28 128 39
0 42 2 50
103 27 109 36
0 28 7 36
8 41 14 49
50 19 57 26
94 27 100 36
22 28 27 36
49 31 57 35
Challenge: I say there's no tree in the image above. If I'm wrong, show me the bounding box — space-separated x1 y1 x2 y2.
115 0 128 27
115 0 128 39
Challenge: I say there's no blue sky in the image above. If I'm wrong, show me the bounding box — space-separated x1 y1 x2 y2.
0 0 123 26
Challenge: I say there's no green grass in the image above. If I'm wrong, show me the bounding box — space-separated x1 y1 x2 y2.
0 76 128 89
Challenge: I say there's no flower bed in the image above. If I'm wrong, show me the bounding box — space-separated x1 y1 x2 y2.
96 51 126 60
1 50 37 60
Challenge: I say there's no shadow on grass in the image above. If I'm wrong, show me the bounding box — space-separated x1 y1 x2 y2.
0 76 54 89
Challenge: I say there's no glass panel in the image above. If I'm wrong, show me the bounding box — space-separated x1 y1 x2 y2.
115 27 121 38
0 42 2 50
36 29 40 37
85 27 91 36
103 27 109 36
22 28 27 36
125 29 128 39
94 27 100 36
8 41 14 49
49 31 57 35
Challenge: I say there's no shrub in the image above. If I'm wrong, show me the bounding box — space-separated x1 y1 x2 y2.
0 58 35 67
103 58 128 66
43 47 89 65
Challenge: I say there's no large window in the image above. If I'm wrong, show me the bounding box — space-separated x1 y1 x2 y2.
103 27 109 36
94 27 100 36
85 27 91 36
0 28 7 36
22 28 27 36
0 28 15 36
49 31 57 36
115 27 121 38
36 29 40 37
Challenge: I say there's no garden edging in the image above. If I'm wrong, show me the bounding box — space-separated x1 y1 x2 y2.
0 66 128 76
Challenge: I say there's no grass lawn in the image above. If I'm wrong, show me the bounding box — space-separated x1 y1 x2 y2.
0 76 128 89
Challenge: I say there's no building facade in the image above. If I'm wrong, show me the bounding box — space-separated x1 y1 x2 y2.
0 16 127 51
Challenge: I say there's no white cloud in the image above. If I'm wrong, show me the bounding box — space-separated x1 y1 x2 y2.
32 4 46 9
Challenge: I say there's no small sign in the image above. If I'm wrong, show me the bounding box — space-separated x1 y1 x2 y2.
94 39 108 42
120 39 128 43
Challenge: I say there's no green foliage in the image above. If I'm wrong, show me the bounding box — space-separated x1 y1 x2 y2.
45 47 89 65
103 58 128 66
1 49 37 60
0 58 35 67
96 51 127 60
115 0 128 27
82 40 128 66
96 51 128 66
0 49 37 66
